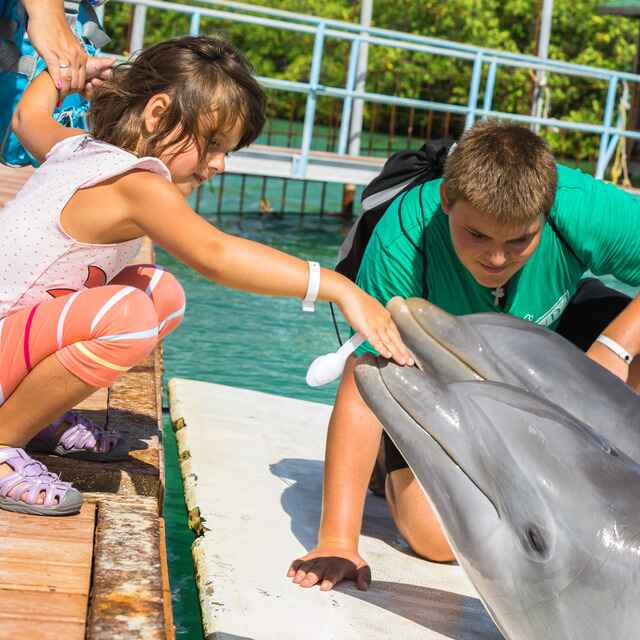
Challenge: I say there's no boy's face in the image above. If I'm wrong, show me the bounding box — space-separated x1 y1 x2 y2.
442 195 544 289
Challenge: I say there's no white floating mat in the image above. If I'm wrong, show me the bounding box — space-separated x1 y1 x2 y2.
168 378 503 640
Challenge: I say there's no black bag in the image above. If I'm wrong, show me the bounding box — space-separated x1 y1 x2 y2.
335 137 455 281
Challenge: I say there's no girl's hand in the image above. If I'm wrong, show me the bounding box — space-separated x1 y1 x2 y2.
27 6 88 94
337 289 414 366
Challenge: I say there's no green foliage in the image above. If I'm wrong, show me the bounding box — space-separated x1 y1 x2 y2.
101 0 640 160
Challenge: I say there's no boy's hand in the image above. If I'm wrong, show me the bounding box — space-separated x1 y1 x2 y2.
287 546 371 591
337 290 413 366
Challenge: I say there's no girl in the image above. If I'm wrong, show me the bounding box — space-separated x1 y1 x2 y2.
1 35 412 516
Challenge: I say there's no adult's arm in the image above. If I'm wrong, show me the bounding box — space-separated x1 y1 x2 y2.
21 0 88 92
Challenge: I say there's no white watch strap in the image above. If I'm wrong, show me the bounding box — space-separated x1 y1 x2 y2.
302 261 320 312
596 334 633 364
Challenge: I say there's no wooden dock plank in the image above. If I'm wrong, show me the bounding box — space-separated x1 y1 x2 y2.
0 502 96 640
0 617 85 640
0 164 34 207
85 493 166 640
0 589 87 617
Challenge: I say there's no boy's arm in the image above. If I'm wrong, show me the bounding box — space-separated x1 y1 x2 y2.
586 295 640 384
288 356 378 591
556 170 640 383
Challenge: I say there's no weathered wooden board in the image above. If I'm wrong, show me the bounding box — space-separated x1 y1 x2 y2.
0 502 96 640
85 493 167 640
0 164 34 208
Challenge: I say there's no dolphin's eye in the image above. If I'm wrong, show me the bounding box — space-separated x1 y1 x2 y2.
524 524 548 557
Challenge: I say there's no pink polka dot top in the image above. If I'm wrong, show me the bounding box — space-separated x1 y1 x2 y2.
0 135 172 319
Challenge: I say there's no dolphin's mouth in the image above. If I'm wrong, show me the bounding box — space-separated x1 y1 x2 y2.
361 352 501 517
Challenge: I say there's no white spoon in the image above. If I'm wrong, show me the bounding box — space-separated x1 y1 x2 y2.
306 333 366 387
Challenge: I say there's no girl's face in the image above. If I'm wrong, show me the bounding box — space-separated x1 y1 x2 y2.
442 189 544 289
159 124 242 198
143 94 243 197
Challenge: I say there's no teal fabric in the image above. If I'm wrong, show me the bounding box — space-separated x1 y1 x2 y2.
355 164 640 355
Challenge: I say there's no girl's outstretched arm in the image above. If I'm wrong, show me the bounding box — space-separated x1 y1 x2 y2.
120 172 413 365
12 58 114 163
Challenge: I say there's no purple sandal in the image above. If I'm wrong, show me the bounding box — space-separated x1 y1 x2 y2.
26 411 130 462
0 447 82 516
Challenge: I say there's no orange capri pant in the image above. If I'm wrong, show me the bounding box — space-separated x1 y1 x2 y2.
0 264 185 403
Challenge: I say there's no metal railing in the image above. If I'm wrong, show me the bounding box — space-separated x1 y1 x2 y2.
106 0 640 181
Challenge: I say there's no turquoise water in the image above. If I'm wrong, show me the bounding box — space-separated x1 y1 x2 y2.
159 183 354 638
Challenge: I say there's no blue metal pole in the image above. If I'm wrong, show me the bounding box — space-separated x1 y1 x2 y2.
465 52 484 129
482 61 497 117
596 75 618 180
190 12 201 36
337 39 360 155
295 22 325 178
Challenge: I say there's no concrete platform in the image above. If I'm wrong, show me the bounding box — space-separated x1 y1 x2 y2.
168 378 503 640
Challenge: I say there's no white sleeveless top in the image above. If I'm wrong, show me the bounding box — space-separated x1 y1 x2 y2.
0 135 171 319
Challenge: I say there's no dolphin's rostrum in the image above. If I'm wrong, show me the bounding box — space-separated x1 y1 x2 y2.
355 297 640 640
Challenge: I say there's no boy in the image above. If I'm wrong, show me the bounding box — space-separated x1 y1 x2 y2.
288 120 640 591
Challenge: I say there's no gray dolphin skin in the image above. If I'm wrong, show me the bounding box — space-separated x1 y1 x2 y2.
354 297 640 640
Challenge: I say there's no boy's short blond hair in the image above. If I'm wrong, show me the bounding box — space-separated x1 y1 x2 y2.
443 120 557 225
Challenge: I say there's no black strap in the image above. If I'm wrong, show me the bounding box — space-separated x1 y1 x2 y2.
397 190 425 257
546 214 583 268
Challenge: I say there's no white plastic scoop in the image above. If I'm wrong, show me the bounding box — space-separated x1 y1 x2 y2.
306 333 366 387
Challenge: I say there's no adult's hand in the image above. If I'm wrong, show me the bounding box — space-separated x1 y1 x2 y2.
77 55 115 100
287 546 371 591
23 0 88 93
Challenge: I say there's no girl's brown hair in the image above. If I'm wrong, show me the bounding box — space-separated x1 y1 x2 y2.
443 120 557 225
90 35 266 160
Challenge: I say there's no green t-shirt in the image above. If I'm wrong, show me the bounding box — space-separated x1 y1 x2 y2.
356 164 640 355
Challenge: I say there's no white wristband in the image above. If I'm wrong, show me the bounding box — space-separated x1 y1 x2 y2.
596 334 633 365
302 261 320 312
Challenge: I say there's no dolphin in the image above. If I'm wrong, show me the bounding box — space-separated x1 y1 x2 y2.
354 297 640 640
